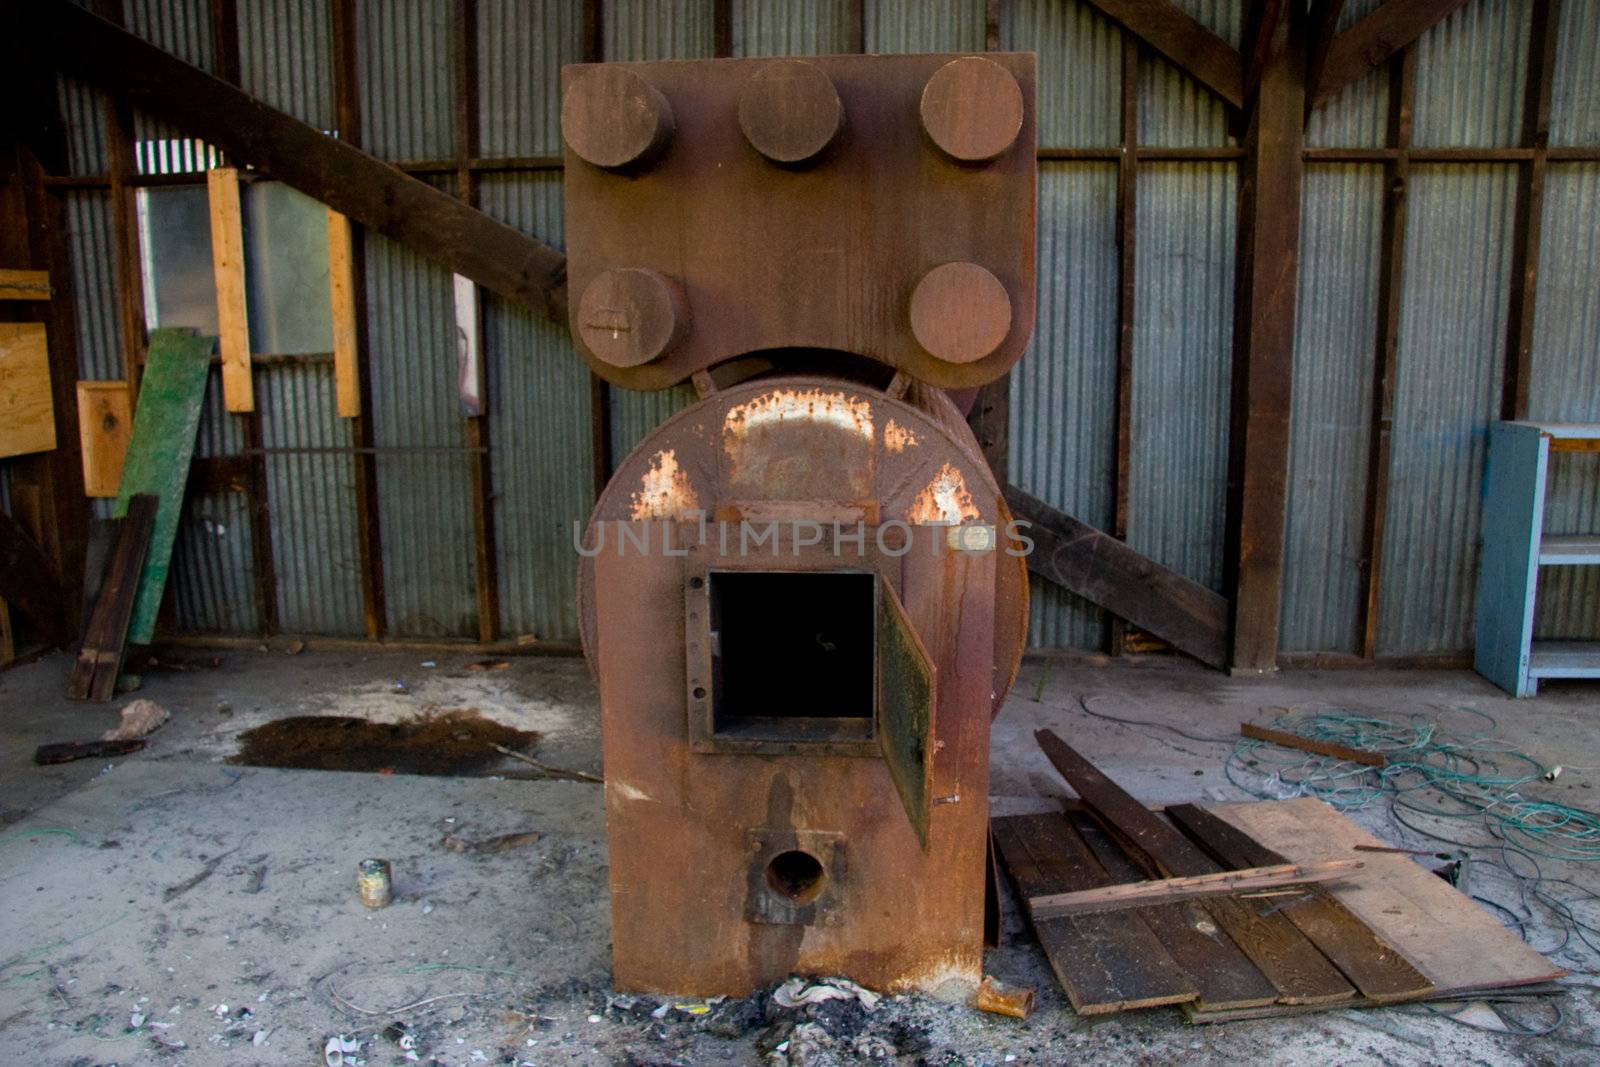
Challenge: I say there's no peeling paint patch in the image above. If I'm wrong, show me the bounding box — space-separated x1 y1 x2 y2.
883 419 917 453
629 449 699 520
908 462 980 524
723 388 874 446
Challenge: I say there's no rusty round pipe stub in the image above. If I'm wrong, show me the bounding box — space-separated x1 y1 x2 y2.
909 262 1012 364
737 60 844 165
918 56 1024 164
577 268 690 367
561 66 675 170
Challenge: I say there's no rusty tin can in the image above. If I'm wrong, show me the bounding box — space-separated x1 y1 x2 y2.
357 858 393 909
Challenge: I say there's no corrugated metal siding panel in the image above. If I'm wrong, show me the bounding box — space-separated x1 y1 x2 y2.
65 192 124 381
127 0 218 173
1305 0 1389 150
1129 163 1235 592
1528 164 1600 640
1011 164 1119 649
171 373 259 633
735 0 851 56
359 0 454 161
363 234 478 637
1165 0 1240 45
604 0 714 60
479 174 594 641
479 0 582 157
259 366 365 634
866 0 985 53
1377 164 1516 654
1002 0 1119 148
239 0 335 131
1281 166 1383 652
57 77 108 176
601 0 712 459
1412 0 1530 148
1138 56 1231 148
1551 0 1600 145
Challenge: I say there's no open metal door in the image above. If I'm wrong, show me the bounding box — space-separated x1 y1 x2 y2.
877 576 937 849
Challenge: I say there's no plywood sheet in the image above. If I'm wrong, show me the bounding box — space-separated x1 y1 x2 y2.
0 323 56 459
0 269 52 301
76 381 133 497
1210 798 1565 994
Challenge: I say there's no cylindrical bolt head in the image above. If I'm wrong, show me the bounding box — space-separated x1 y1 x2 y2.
909 262 1012 364
919 56 1024 164
561 66 675 171
577 268 690 368
737 60 844 165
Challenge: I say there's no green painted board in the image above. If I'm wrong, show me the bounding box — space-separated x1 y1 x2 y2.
113 328 216 645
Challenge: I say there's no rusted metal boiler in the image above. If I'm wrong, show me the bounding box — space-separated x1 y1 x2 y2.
564 51 1037 997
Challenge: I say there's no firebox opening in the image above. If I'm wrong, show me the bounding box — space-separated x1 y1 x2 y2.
766 849 827 903
710 570 875 735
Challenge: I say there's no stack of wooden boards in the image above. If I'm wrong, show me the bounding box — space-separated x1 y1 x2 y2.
992 729 1565 1022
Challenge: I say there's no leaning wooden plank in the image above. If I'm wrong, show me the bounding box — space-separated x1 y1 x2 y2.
0 269 53 301
1004 485 1228 668
115 329 215 646
66 495 157 701
1211 798 1566 995
1035 730 1356 1005
1029 859 1364 919
0 323 57 459
33 2 567 323
1240 722 1387 767
993 814 1196 1014
207 167 253 413
0 508 66 643
1168 804 1432 1003
1070 813 1279 1012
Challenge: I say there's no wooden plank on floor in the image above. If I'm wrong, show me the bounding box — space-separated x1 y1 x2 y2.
993 814 1196 1014
1168 803 1432 1002
1035 730 1356 1005
76 380 133 497
0 322 57 459
115 329 215 646
207 167 253 413
1211 798 1566 994
1069 813 1278 1012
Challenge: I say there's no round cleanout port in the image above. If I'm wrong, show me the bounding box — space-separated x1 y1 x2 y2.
765 849 826 904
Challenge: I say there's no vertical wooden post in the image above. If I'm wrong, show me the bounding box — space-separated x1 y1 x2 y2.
968 0 1011 481
1501 0 1560 423
583 0 612 502
327 209 361 417
1357 49 1415 659
1109 32 1140 656
206 166 253 412
1224 5 1305 673
332 0 386 639
94 0 147 406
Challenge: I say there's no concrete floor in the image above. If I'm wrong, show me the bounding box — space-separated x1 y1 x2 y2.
1 645 1598 1065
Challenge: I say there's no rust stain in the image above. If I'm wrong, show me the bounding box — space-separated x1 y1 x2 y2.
629 449 699 520
908 462 981 524
883 418 918 453
722 387 874 447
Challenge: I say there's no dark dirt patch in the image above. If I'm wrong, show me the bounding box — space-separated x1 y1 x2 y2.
229 709 539 776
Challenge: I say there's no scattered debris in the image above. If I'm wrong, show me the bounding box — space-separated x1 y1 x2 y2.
489 743 603 784
34 738 146 765
162 847 242 903
103 697 170 741
357 858 393 909
439 829 543 854
974 975 1034 1019
771 977 880 1012
230 710 540 776
324 1034 362 1066
466 659 510 672
1240 722 1386 768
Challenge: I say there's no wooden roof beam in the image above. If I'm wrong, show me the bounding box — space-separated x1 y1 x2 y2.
1313 0 1470 108
1078 0 1244 110
1303 0 1349 115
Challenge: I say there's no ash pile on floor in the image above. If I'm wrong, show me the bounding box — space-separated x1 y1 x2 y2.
230 709 539 776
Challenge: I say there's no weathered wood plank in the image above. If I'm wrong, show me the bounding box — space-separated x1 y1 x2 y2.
1004 484 1228 668
1240 722 1387 767
326 208 361 418
34 0 568 323
1028 859 1363 919
1168 803 1432 1002
206 167 253 413
0 323 57 459
1070 812 1279 1011
994 814 1196 1014
1035 730 1356 1005
0 268 53 301
66 493 156 701
1078 0 1244 108
75 381 133 497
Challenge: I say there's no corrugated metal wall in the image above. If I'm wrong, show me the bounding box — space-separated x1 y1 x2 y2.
32 0 1600 657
